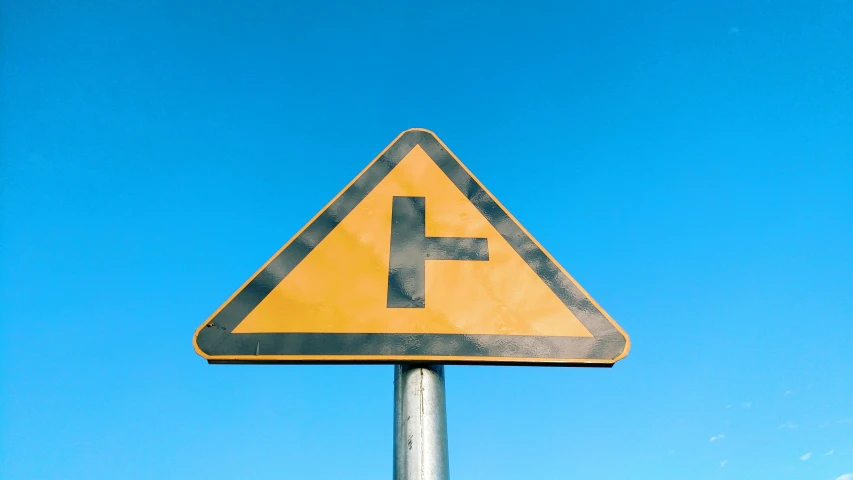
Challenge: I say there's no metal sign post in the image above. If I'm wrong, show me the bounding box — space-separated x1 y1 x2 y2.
394 364 449 480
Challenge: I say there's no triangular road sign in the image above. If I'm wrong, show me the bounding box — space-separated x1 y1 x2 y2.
193 129 630 366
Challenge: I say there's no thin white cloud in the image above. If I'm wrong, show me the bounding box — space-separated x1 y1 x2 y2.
835 475 852 480
800 452 812 461
710 434 726 442
784 390 792 396
728 26 740 35
777 421 798 430
825 450 835 456
720 460 728 467
725 404 732 409
743 401 752 408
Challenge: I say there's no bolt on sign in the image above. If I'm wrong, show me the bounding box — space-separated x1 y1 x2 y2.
193 129 630 366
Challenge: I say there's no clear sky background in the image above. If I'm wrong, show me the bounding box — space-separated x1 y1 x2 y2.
2 1 851 479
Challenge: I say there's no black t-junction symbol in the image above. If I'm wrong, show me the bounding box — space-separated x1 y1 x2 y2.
387 196 490 308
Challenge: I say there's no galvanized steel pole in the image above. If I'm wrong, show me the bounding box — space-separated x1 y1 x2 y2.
393 364 449 480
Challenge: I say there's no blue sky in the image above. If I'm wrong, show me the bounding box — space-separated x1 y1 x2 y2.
1 1 851 479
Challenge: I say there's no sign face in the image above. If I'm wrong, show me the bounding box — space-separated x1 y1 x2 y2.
193 129 630 366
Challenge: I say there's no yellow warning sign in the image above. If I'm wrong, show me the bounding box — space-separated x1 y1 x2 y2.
193 129 629 366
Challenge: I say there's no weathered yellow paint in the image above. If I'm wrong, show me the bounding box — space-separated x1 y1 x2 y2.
232 145 593 337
